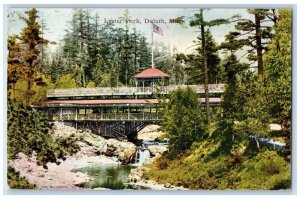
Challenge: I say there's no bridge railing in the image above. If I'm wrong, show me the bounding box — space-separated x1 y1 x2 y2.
50 112 162 121
47 84 225 98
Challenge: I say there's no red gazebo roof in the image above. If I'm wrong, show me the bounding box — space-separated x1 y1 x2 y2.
134 67 169 79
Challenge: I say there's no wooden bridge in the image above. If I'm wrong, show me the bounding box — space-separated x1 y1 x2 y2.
33 66 225 140
33 84 224 140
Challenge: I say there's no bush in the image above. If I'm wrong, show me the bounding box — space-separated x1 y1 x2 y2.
155 156 169 170
143 135 290 190
236 150 290 190
7 166 36 189
161 88 207 159
7 101 79 167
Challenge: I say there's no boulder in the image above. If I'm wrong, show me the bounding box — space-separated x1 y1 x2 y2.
137 125 165 140
105 139 137 164
127 167 150 182
51 122 137 163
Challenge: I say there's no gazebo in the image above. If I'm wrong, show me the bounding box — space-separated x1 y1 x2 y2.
134 67 170 92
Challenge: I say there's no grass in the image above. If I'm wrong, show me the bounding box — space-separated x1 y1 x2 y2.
143 129 291 190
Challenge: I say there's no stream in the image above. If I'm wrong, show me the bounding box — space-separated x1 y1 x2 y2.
75 140 167 189
75 147 151 189
75 165 136 189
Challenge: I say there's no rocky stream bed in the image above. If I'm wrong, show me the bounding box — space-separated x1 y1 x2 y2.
8 122 185 190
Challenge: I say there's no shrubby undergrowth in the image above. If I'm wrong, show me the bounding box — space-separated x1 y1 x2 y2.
144 132 290 190
7 102 79 168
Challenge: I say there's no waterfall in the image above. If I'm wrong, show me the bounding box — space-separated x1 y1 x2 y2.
139 149 150 165
135 147 150 166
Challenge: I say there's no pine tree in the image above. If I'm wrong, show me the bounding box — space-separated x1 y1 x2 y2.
186 30 221 84
7 35 23 100
137 35 151 72
119 9 133 86
189 9 235 125
162 88 207 159
224 9 278 77
16 8 49 105
264 9 292 157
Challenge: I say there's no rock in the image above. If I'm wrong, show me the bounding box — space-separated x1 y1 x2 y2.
137 125 165 140
125 180 188 190
127 167 149 182
50 122 77 137
105 139 137 164
269 123 282 131
51 122 137 163
127 166 188 190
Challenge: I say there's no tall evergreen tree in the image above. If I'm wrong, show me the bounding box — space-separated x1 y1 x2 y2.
17 8 49 105
7 35 23 100
224 9 278 77
189 9 235 125
264 9 292 157
119 9 133 86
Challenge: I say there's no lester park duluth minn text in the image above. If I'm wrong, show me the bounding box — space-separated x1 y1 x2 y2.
103 18 183 24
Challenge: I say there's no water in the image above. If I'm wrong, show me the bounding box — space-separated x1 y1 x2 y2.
75 165 136 189
137 149 150 165
75 145 154 189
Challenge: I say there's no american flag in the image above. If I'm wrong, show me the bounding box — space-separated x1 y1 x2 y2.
153 24 163 36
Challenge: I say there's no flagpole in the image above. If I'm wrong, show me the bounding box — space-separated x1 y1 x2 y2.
151 23 154 68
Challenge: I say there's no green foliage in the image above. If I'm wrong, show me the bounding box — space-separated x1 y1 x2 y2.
155 133 167 142
144 136 290 190
236 151 290 190
162 88 207 159
54 74 78 89
31 74 55 102
52 8 152 87
154 156 170 170
264 9 291 130
86 81 96 88
54 134 81 156
7 166 37 189
18 8 50 105
7 102 79 168
186 30 222 84
222 9 277 76
7 35 24 98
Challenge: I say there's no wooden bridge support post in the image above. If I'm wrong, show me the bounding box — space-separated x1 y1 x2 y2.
75 107 78 120
60 107 62 121
127 106 130 120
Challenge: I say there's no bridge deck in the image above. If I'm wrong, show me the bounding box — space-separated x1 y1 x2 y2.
47 84 225 98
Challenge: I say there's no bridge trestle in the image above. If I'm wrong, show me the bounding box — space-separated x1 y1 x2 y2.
62 121 155 140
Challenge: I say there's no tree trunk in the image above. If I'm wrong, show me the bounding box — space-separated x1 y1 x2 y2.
200 9 211 125
255 13 264 77
25 70 33 106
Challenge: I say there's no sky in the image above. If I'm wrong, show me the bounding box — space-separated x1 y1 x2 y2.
7 8 253 55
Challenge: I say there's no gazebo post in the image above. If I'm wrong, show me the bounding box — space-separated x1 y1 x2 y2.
151 81 154 92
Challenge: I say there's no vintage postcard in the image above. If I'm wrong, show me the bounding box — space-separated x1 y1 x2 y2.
6 7 292 191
